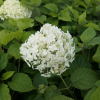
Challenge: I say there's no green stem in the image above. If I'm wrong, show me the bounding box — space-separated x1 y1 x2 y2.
60 75 76 100
18 59 20 73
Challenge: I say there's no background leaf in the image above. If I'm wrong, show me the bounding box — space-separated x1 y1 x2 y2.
0 84 11 100
71 68 99 90
8 73 35 92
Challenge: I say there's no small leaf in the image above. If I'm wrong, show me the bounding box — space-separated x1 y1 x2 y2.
33 73 48 89
84 0 91 5
50 95 74 100
31 0 42 6
84 23 100 31
71 68 99 90
44 3 58 12
0 53 8 71
0 21 17 32
88 37 100 46
21 32 31 43
84 87 97 100
95 80 100 87
73 9 79 20
69 54 92 74
8 43 21 59
2 71 15 80
58 11 71 22
93 44 100 63
78 12 86 25
44 85 61 100
35 15 46 24
0 0 3 5
91 87 100 100
0 84 11 100
80 27 96 43
8 73 35 92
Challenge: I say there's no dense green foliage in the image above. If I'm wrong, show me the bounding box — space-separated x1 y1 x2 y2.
0 0 100 100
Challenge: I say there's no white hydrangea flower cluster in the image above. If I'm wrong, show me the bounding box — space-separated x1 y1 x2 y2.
20 23 75 77
0 0 32 20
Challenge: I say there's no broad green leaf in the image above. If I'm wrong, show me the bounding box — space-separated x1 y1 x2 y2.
58 11 71 21
84 87 97 100
93 44 100 63
0 30 23 45
0 53 8 71
96 5 100 12
9 18 34 30
2 71 15 80
91 87 100 100
31 0 42 6
20 0 33 10
0 0 3 5
50 95 74 100
44 3 58 12
84 23 100 31
34 93 44 100
46 17 58 26
84 0 91 5
44 85 61 100
8 43 21 59
8 73 35 92
33 73 48 89
95 80 100 87
80 27 96 43
69 54 92 74
88 37 100 46
35 15 46 24
0 84 11 100
21 32 31 43
71 68 99 90
78 12 86 25
0 21 17 32
79 1 87 8
62 26 72 32
5 63 17 72
49 12 58 17
23 63 35 74
73 9 79 20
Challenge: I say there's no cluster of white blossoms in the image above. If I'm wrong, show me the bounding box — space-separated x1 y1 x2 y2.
20 23 75 77
0 0 32 20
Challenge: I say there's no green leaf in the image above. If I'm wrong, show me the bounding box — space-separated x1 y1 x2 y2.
91 87 100 100
31 0 42 6
95 80 100 87
33 73 48 89
78 12 86 25
84 87 97 100
21 32 31 43
5 63 17 72
9 18 34 30
0 0 3 5
46 17 59 26
96 5 100 12
84 23 100 31
73 9 79 20
69 54 92 74
0 84 11 100
71 68 99 90
35 15 46 24
93 44 100 63
2 71 15 80
80 27 96 43
44 85 61 100
8 73 35 92
84 0 91 5
0 30 23 45
23 63 35 74
50 95 74 100
8 43 21 59
0 53 8 71
20 0 33 10
0 21 17 32
58 11 71 21
44 3 58 12
88 37 100 46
